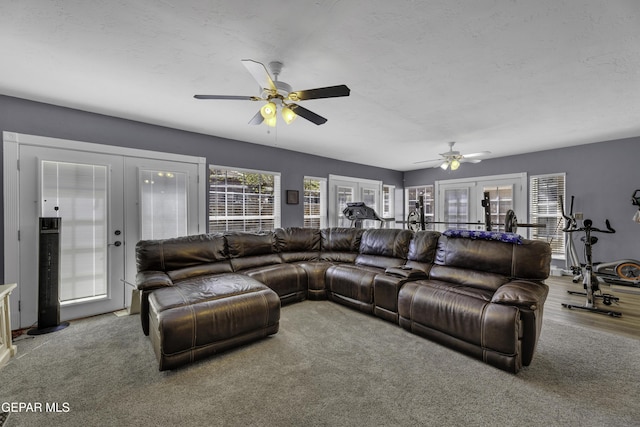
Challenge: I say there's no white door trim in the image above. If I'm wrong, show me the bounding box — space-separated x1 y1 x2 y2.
3 131 206 327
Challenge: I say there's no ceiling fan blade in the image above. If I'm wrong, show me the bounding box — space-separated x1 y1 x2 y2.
413 158 443 165
460 158 482 164
289 104 327 125
463 151 491 158
241 59 276 91
288 85 350 101
194 95 259 100
248 110 264 125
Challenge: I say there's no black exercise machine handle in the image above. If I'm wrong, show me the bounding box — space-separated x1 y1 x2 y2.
563 218 615 234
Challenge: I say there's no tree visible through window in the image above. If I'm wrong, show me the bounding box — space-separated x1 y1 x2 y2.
209 167 281 232
304 177 326 228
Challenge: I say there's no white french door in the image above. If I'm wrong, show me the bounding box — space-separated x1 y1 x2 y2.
19 146 126 324
4 132 206 328
328 175 383 228
435 173 526 233
122 158 201 287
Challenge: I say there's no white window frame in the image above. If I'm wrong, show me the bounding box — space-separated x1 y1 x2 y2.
529 173 566 258
405 185 435 230
208 165 281 232
435 173 526 233
303 176 327 229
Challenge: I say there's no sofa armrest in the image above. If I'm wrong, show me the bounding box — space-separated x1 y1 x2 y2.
491 280 549 310
136 271 174 291
384 266 428 279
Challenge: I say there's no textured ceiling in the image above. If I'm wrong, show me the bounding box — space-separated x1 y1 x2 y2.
2 0 639 171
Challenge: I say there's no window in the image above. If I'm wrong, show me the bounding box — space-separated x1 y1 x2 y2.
482 185 514 232
382 185 395 219
435 173 526 232
529 173 566 257
140 169 188 240
209 167 281 232
304 177 327 228
405 185 435 229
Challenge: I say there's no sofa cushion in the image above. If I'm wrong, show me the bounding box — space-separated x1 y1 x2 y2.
168 262 233 282
355 254 405 270
407 231 441 263
435 235 551 280
242 263 308 303
226 232 277 258
429 264 509 292
275 227 321 252
359 229 412 258
148 273 280 370
435 235 514 277
136 233 227 272
321 227 363 252
230 253 283 272
397 280 516 352
325 264 379 304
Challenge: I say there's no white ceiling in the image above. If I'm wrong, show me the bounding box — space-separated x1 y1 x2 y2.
2 1 639 171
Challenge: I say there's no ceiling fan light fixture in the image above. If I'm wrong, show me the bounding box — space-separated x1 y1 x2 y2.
260 102 277 120
281 106 297 124
265 116 277 127
450 159 461 170
440 161 449 170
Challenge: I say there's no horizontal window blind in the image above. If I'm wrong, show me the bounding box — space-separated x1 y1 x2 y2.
529 173 566 256
209 167 281 232
304 177 326 228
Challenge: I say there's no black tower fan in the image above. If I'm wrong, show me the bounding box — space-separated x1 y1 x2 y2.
28 217 69 335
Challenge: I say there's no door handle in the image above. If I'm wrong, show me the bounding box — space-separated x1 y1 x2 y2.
109 241 122 247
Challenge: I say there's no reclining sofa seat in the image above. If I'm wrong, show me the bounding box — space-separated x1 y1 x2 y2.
225 231 307 305
135 233 232 335
398 234 550 372
135 227 551 373
324 228 413 314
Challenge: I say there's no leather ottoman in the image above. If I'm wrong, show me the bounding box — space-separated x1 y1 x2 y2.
148 273 280 371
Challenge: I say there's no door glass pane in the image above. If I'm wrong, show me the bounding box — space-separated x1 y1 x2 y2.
337 186 354 227
41 161 108 303
444 188 469 229
140 170 187 239
360 187 379 228
483 185 513 232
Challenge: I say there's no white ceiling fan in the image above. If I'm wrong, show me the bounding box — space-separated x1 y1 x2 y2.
194 59 350 127
414 141 491 170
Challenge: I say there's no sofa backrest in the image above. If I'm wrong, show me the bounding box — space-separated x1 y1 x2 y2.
225 231 282 271
320 228 364 263
355 228 413 269
275 227 321 262
434 235 551 283
136 234 228 271
405 230 441 273
135 234 231 279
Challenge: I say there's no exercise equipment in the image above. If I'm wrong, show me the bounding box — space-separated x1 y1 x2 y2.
560 196 582 281
594 259 640 287
561 218 621 317
407 192 546 234
342 202 385 228
632 189 640 207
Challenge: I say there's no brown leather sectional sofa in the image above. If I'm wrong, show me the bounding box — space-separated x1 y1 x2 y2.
136 227 551 372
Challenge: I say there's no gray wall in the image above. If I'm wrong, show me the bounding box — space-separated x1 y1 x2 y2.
0 95 403 279
404 137 640 264
2 94 639 275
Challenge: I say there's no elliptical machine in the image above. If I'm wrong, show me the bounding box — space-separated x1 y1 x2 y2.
561 218 621 317
560 196 582 281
